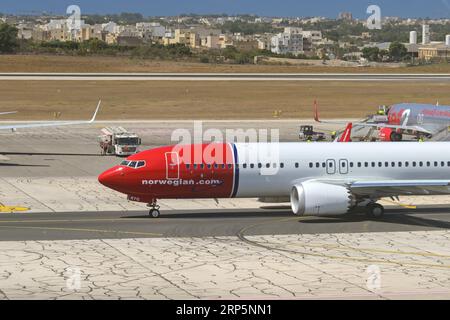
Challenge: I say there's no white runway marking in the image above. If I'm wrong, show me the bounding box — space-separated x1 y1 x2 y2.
1 73 450 81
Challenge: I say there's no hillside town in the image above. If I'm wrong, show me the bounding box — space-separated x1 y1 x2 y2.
1 12 450 65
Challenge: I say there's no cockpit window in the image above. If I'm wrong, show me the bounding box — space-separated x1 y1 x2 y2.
137 161 146 168
129 161 137 168
119 160 146 169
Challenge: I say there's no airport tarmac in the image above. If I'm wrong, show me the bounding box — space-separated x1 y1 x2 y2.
1 121 450 299
0 206 450 241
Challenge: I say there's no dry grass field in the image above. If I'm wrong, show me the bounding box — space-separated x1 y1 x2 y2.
1 54 450 73
0 80 449 120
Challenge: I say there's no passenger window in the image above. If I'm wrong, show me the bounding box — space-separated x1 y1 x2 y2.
329 162 333 168
280 163 284 168
207 164 212 169
419 161 423 167
315 162 320 168
441 161 445 167
295 163 299 168
398 162 402 167
412 162 416 167
243 164 247 169
378 162 382 167
309 163 313 168
266 163 270 168
405 162 409 167
448 161 450 167
228 164 232 169
214 164 218 169
258 163 262 169
371 162 375 167
322 162 326 168
427 161 430 167
357 162 361 167
434 161 438 167
391 162 395 167
350 162 354 168
250 164 254 169
385 162 389 167
221 164 225 169
364 162 368 167
342 162 346 168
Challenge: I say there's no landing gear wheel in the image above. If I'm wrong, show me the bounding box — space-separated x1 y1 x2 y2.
147 200 161 218
366 203 384 219
149 209 160 218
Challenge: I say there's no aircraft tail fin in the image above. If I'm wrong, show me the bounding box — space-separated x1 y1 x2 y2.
338 123 353 142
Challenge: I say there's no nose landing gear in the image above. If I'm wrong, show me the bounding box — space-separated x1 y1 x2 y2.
147 200 161 218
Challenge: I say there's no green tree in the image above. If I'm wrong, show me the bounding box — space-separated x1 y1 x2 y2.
389 42 408 62
0 23 18 53
80 38 108 53
362 47 380 62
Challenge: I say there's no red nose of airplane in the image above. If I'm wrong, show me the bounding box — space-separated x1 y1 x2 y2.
98 166 126 191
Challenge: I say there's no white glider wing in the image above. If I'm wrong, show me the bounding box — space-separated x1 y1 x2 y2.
0 100 101 131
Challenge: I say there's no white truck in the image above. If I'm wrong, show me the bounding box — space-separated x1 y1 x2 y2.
99 127 141 156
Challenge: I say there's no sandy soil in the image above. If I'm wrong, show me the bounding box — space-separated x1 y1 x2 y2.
1 54 450 73
0 80 449 120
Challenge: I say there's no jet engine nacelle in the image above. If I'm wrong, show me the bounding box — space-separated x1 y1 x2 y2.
290 181 356 216
379 128 402 141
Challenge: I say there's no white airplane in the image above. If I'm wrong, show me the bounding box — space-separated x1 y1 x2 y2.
0 100 101 131
99 141 450 218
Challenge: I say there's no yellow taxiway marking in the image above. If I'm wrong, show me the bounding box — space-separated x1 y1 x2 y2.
380 199 417 209
0 218 161 224
0 203 30 213
0 225 163 237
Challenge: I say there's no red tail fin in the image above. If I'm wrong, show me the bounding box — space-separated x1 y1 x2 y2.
313 100 321 122
338 123 352 142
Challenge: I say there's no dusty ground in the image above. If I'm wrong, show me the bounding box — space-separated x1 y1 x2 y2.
1 54 450 73
0 80 449 120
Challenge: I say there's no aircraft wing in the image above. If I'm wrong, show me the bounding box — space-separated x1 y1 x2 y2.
313 100 435 136
0 101 101 131
351 122 434 135
349 180 450 197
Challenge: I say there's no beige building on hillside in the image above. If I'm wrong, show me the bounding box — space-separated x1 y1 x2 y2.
418 43 449 61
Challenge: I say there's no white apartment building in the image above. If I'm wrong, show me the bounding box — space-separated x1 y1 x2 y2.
101 21 117 33
136 22 166 38
271 27 303 55
301 30 323 45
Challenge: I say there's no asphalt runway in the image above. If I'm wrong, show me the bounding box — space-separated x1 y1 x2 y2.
1 73 450 81
1 205 449 241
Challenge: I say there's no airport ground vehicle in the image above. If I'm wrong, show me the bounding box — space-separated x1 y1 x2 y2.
99 127 141 156
99 141 450 218
299 125 326 141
